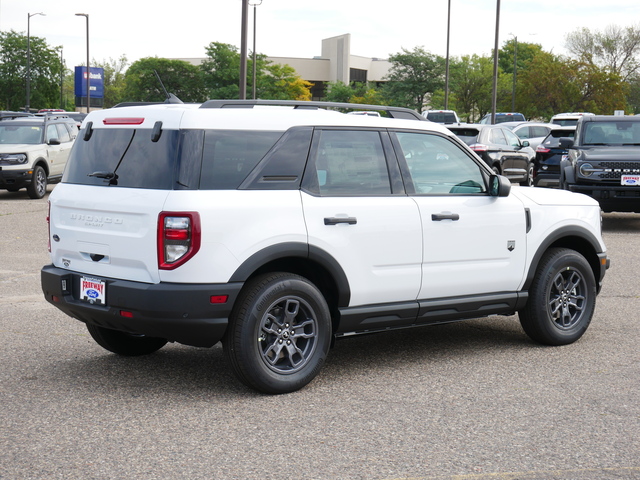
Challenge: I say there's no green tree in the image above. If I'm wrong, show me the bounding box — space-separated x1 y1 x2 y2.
122 57 207 103
200 42 312 101
565 24 640 81
323 81 383 105
382 47 445 111
92 55 129 108
200 42 243 99
0 30 63 111
498 39 543 75
517 52 628 118
261 63 312 100
446 55 495 122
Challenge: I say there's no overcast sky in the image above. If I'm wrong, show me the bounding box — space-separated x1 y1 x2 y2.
2 0 639 70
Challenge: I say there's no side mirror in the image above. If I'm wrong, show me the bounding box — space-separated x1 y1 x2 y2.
48 138 60 145
489 174 511 197
559 137 574 149
521 140 530 147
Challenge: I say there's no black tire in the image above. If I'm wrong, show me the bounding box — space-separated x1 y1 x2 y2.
223 272 332 394
492 165 501 175
27 165 47 199
519 248 596 346
86 324 167 356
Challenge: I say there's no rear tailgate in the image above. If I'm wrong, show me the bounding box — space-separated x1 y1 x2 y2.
48 184 170 284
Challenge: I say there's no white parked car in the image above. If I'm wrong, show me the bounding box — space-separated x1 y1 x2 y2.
41 100 609 394
0 113 78 198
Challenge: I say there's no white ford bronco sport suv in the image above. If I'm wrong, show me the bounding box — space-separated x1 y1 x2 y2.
0 113 78 198
41 100 609 394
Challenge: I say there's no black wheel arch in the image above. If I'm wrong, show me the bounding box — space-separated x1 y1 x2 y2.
228 242 351 329
523 226 605 293
33 158 50 177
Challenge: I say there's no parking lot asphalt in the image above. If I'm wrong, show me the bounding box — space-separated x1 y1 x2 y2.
1 186 639 480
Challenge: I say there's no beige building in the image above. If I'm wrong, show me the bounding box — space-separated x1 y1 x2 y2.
178 33 392 100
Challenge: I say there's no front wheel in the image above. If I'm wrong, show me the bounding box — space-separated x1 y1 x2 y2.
27 165 47 199
520 162 534 186
224 273 332 394
519 248 596 346
86 324 168 356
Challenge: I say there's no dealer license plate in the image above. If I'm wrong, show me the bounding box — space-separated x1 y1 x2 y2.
80 276 106 305
621 175 640 186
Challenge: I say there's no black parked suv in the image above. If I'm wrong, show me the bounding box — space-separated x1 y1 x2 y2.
559 115 640 212
533 126 576 188
449 124 534 185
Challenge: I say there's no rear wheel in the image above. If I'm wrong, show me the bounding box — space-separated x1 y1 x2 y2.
86 324 167 356
224 272 332 394
519 248 596 345
27 165 47 199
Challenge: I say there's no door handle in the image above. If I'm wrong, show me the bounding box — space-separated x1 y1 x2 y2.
431 213 460 221
324 217 357 225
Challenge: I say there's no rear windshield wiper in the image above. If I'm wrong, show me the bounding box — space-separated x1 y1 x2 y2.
88 171 118 180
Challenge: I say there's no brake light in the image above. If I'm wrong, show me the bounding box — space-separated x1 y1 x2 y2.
470 143 488 152
157 212 201 270
536 145 550 153
103 117 145 125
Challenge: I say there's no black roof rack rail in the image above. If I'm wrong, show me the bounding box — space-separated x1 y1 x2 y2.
199 99 425 121
0 112 34 120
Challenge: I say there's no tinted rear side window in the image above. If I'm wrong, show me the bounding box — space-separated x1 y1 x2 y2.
200 130 282 189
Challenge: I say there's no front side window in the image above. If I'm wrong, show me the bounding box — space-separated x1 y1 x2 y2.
395 132 487 195
310 130 391 195
504 129 522 147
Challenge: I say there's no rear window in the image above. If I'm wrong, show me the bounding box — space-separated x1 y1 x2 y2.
449 128 479 146
495 114 525 124
426 112 458 124
63 128 282 190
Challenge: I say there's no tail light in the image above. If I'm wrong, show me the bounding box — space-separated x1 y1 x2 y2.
536 145 550 153
470 143 488 152
158 212 201 270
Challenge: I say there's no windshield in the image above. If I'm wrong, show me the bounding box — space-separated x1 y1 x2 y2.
583 121 640 145
0 125 43 145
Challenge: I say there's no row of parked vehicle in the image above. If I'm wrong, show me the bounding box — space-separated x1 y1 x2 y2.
422 110 596 188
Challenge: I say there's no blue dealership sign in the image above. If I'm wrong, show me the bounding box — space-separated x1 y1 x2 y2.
74 66 105 98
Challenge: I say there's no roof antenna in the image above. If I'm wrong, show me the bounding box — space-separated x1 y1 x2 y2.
153 70 183 104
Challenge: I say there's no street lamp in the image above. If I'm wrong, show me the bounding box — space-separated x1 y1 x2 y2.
490 0 501 124
249 0 262 99
26 12 45 113
444 0 451 110
239 1 249 99
57 46 64 109
76 13 90 113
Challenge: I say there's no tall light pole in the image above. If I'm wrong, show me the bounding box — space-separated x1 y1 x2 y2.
76 13 90 113
444 0 451 110
26 12 45 113
239 0 249 100
57 46 64 109
490 0 500 124
249 0 262 100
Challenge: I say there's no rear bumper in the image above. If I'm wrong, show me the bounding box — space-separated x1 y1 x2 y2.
41 265 243 347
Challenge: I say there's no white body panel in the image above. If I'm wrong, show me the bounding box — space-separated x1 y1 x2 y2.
302 193 423 306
